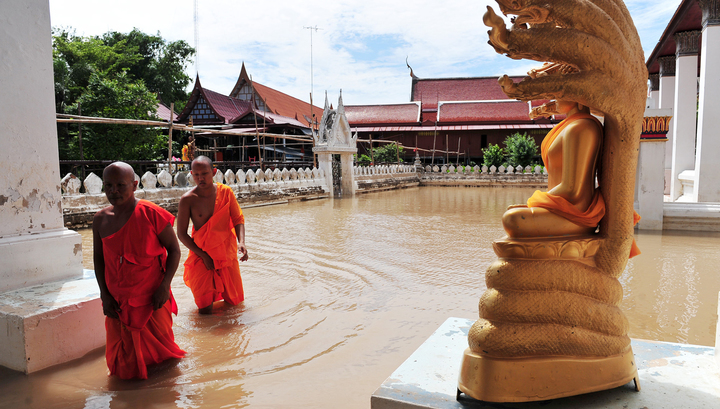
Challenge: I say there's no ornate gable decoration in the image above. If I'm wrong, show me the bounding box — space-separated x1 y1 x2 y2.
313 91 358 153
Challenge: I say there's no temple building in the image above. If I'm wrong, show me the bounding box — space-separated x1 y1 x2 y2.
175 63 322 163
645 0 720 202
344 73 561 164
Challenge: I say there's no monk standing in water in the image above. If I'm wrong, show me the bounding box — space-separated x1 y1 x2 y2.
92 162 185 379
177 156 249 314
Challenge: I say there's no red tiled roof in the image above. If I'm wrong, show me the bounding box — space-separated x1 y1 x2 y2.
352 124 554 132
229 63 322 127
345 103 420 125
437 101 532 123
411 76 524 109
154 102 176 122
646 0 703 75
176 76 252 124
202 87 253 123
253 81 323 126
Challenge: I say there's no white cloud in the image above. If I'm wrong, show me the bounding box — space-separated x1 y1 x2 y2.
49 0 679 105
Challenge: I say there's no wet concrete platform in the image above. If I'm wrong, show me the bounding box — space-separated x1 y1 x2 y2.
371 317 720 409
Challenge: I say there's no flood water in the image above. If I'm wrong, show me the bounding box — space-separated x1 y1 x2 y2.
1 186 719 409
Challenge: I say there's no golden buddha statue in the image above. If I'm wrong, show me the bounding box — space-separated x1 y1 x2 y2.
459 0 647 402
502 100 603 238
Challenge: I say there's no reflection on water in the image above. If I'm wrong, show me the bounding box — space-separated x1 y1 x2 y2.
1 187 719 408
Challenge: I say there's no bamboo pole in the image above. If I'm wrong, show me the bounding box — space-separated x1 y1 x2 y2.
445 134 449 164
456 136 461 166
369 134 375 164
432 131 436 165
78 103 85 180
167 103 174 173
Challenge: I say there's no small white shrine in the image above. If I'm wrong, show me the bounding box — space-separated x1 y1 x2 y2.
313 92 358 196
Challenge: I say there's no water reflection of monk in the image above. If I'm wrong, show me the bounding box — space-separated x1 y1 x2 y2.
502 100 604 238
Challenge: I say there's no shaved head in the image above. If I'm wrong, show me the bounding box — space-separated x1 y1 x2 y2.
192 155 213 170
103 161 135 182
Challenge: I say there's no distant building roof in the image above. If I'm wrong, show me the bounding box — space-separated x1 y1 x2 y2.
344 103 421 125
411 76 523 110
154 102 177 122
176 76 253 124
229 63 323 127
646 0 703 75
437 101 533 124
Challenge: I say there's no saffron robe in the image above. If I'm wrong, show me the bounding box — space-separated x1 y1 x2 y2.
102 200 185 380
183 183 245 308
527 113 641 257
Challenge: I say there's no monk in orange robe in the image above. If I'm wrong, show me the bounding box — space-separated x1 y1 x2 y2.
502 100 640 257
93 162 185 380
177 156 249 314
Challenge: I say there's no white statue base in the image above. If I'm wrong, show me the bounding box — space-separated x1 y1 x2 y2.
0 270 104 373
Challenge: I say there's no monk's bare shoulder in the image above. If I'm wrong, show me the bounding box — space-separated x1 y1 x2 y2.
179 187 201 204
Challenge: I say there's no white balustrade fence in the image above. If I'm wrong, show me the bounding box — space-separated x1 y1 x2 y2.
60 166 329 196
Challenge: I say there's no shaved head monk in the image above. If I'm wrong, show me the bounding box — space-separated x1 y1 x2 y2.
177 156 249 314
92 162 185 379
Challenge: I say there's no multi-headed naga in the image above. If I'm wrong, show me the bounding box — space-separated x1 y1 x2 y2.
459 0 647 402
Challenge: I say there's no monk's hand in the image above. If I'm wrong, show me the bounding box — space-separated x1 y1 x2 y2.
507 204 528 209
200 252 215 271
100 291 121 319
238 242 249 262
152 284 170 310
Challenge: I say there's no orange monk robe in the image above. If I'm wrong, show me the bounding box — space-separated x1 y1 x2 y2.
184 183 245 308
527 113 641 258
102 200 185 380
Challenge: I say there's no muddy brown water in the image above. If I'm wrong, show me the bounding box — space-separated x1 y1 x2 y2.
1 186 718 408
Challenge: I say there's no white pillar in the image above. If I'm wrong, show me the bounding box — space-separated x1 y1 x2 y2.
0 0 82 292
657 57 676 195
693 10 720 202
635 111 670 230
317 153 333 196
340 153 356 196
670 31 700 201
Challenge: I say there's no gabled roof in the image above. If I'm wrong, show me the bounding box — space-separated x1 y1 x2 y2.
344 102 421 126
411 76 523 109
176 76 252 124
437 101 532 124
154 102 177 122
229 63 323 126
646 0 703 75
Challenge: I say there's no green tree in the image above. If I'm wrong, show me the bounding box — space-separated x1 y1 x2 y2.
504 132 539 168
52 28 195 162
372 143 404 164
482 144 505 168
64 72 167 161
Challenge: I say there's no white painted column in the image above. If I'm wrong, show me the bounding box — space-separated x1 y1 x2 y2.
657 57 676 195
340 153 356 196
670 31 700 201
693 6 720 202
0 0 83 292
316 152 334 196
635 110 671 230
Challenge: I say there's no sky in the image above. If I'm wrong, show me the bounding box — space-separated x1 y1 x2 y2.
49 0 681 107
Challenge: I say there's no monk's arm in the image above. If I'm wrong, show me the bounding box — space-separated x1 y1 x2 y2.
177 196 215 270
547 120 600 203
153 223 181 310
92 213 120 319
235 223 248 261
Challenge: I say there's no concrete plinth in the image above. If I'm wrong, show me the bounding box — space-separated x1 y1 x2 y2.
0 270 104 373
371 317 720 409
0 229 83 292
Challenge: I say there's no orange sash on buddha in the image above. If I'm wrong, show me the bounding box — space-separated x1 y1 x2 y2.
102 200 185 379
183 183 245 308
527 113 641 258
